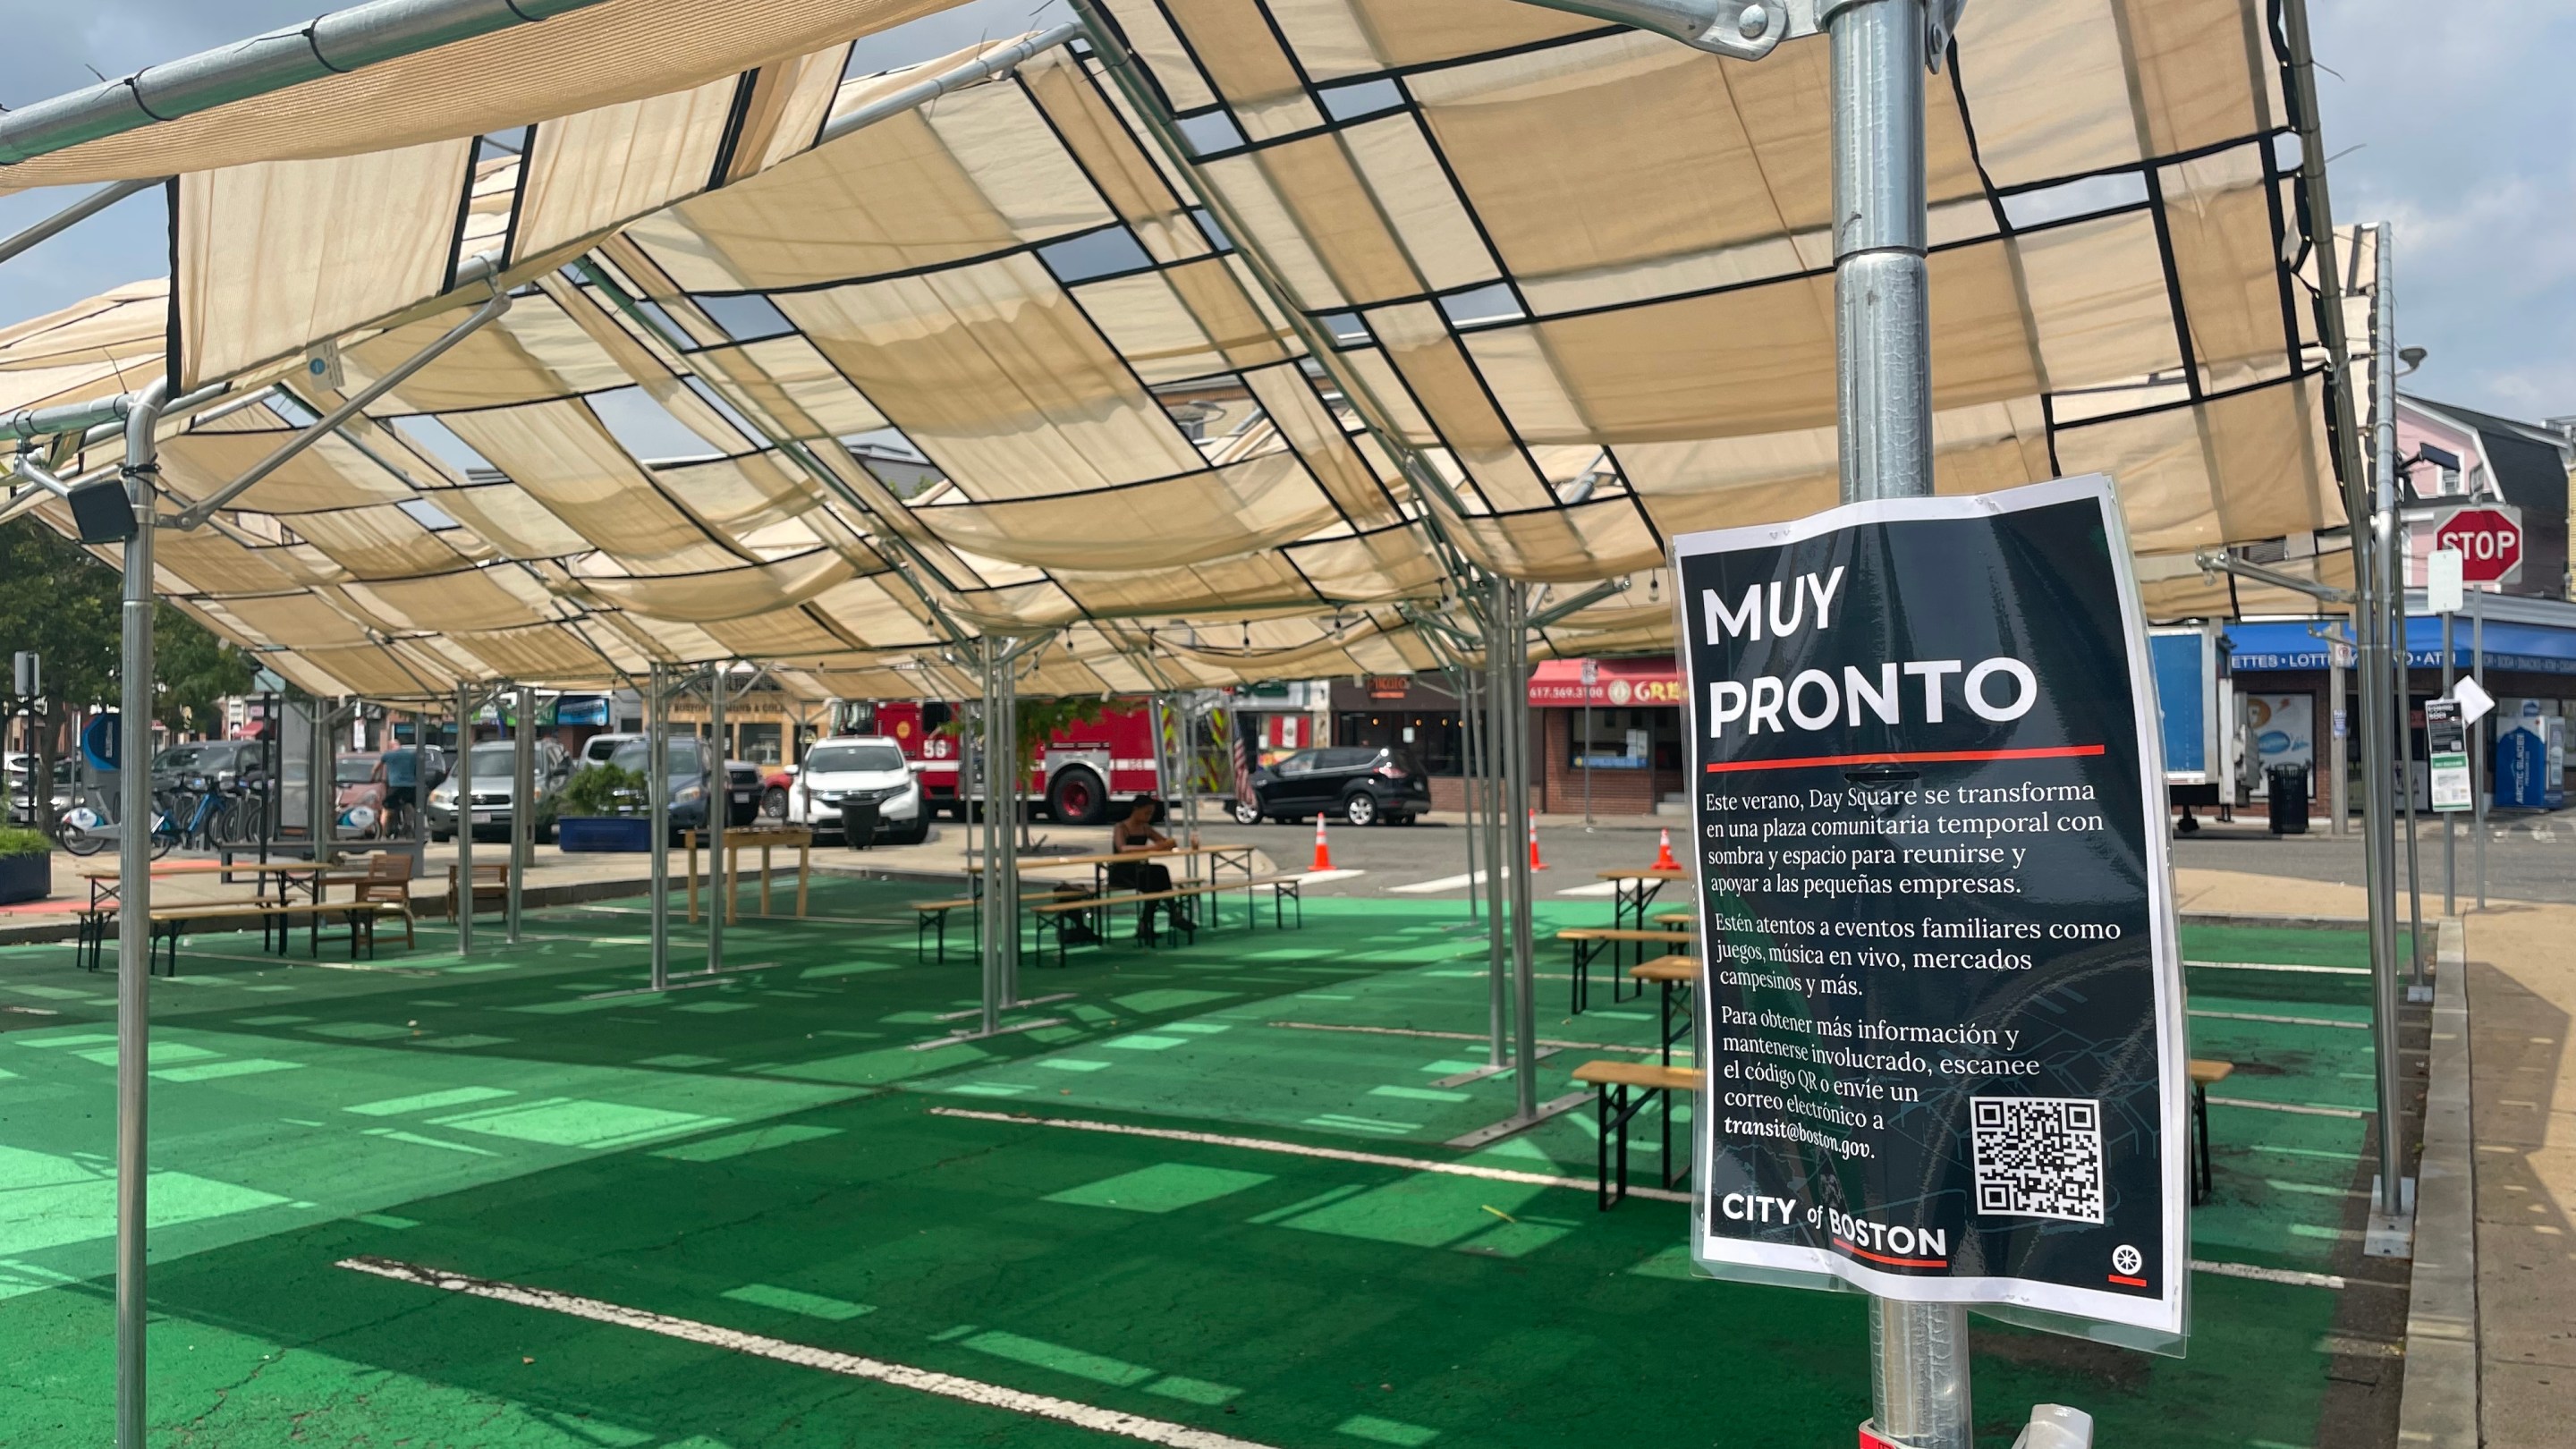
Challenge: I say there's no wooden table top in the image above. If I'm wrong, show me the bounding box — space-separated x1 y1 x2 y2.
78 860 339 881
1596 867 1687 882
970 843 1251 872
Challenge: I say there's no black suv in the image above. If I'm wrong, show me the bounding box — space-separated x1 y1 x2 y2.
1234 746 1430 826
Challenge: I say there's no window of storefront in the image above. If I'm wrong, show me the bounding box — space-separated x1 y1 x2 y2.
1333 712 1462 774
1568 708 1682 771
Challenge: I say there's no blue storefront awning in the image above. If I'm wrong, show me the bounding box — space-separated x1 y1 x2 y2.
2227 617 2576 676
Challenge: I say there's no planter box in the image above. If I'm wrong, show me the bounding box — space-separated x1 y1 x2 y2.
0 852 50 906
556 816 653 853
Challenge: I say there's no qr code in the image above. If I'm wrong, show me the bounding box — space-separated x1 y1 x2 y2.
1970 1097 2106 1224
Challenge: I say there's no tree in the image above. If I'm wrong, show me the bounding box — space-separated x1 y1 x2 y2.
0 516 258 732
940 694 1110 846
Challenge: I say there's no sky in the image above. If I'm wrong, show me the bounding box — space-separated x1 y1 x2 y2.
0 0 2567 425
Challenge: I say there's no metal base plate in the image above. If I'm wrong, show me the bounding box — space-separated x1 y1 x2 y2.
1444 1089 1589 1148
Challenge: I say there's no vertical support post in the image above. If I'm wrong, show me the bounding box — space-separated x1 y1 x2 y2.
1459 661 1483 926
114 377 168 1449
2396 585 2423 971
2365 221 2408 1218
1482 599 1511 1071
708 663 727 976
2472 589 2487 911
1582 698 1594 827
2442 612 2455 917
648 663 670 992
454 681 475 955
1496 577 1540 1117
2329 642 2349 832
509 681 531 945
996 643 1022 1008
978 646 1002 1036
1825 1 1970 1441
310 698 335 857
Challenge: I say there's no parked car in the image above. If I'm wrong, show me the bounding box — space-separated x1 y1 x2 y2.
1233 745 1429 826
589 736 762 837
578 732 647 768
149 739 273 794
781 736 928 844
333 746 446 838
4 755 73 826
426 739 572 842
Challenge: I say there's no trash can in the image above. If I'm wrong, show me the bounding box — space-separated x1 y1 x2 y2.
2266 763 2309 835
838 795 879 851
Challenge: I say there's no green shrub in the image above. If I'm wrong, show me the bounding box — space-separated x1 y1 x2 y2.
0 826 50 858
560 764 648 818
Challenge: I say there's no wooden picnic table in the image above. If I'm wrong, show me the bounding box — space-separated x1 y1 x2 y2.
1595 866 1687 960
969 842 1259 894
76 858 349 963
683 825 813 924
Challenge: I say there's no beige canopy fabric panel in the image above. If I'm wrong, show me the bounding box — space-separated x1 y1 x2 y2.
0 0 967 190
0 279 167 416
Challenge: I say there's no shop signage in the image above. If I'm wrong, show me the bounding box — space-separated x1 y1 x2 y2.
1365 675 1411 700
1676 476 2186 1340
1529 658 1683 708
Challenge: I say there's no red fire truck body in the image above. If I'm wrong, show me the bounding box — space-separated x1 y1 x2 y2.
865 699 1165 826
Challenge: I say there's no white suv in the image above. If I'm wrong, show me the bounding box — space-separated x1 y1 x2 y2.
785 735 928 844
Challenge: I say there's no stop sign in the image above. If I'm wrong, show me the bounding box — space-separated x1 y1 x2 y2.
2434 504 2523 584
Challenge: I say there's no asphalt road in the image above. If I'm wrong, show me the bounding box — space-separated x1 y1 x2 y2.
2171 809 2576 906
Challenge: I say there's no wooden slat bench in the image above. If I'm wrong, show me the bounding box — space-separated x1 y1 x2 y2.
1557 928 1696 1013
2189 1058 2232 1204
1572 1060 1704 1208
85 899 409 977
1629 954 1698 1065
911 896 980 963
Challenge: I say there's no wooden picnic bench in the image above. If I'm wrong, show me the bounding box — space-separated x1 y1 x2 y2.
911 894 981 962
2189 1058 2232 1204
1025 874 1306 967
1572 1060 1704 1208
1630 955 1698 1066
78 898 408 977
1558 928 1696 1013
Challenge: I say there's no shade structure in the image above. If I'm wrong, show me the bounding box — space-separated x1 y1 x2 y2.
0 0 2368 695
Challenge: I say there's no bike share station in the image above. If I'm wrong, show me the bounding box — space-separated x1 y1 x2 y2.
0 2 2445 1447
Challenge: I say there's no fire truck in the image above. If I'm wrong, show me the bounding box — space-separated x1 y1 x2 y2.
857 699 1172 826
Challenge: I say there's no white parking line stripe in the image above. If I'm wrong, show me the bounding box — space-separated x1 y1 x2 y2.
927 1106 1690 1204
335 1257 1282 1449
2188 1009 2369 1030
2207 1096 2368 1119
2184 960 2369 976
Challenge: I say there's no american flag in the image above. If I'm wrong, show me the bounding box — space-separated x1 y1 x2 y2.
1232 733 1256 813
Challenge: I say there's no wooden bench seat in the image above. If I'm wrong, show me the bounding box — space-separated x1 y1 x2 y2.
1628 955 1697 983
102 899 408 976
2189 1058 2233 1203
1557 928 1696 1013
1572 1060 1704 1208
1025 875 1305 964
911 895 981 963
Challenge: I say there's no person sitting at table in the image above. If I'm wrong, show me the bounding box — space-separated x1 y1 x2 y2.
1108 796 1189 941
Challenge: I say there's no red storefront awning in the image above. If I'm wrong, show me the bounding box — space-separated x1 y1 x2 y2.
1528 657 1682 708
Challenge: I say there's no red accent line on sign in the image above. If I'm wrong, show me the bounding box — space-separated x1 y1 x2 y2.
1706 745 2106 775
1831 1237 1950 1269
2107 1274 2149 1288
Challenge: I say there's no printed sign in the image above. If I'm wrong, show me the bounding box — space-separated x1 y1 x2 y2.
2425 699 2470 813
1677 476 2186 1338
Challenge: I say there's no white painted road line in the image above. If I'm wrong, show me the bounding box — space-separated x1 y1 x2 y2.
2208 1096 2368 1119
1390 872 1487 894
1292 869 1366 886
2184 960 2369 976
928 1106 1690 1204
908 1017 1068 1053
338 1258 1281 1447
1552 882 1622 898
1264 1020 1659 1055
2189 1258 2374 1291
2189 1009 2370 1030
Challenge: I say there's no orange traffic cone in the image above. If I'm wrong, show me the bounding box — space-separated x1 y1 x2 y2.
1651 828 1680 872
1310 813 1335 872
1527 809 1548 871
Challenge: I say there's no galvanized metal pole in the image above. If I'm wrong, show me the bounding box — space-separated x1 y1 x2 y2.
2329 644 2349 833
997 644 1022 1007
978 647 1002 1037
2366 222 2408 1217
2442 612 2455 917
708 663 727 976
648 664 670 992
2396 586 2424 972
1498 579 1540 1119
113 377 167 1449
453 680 474 955
1484 592 1513 1072
1821 0 1971 1440
1459 663 1483 926
2472 589 2487 911
509 682 531 945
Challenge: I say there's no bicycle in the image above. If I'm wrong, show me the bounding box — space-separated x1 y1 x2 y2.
56 785 178 860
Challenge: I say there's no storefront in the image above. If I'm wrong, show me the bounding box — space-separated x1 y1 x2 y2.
2224 593 2576 810
1527 657 1687 817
